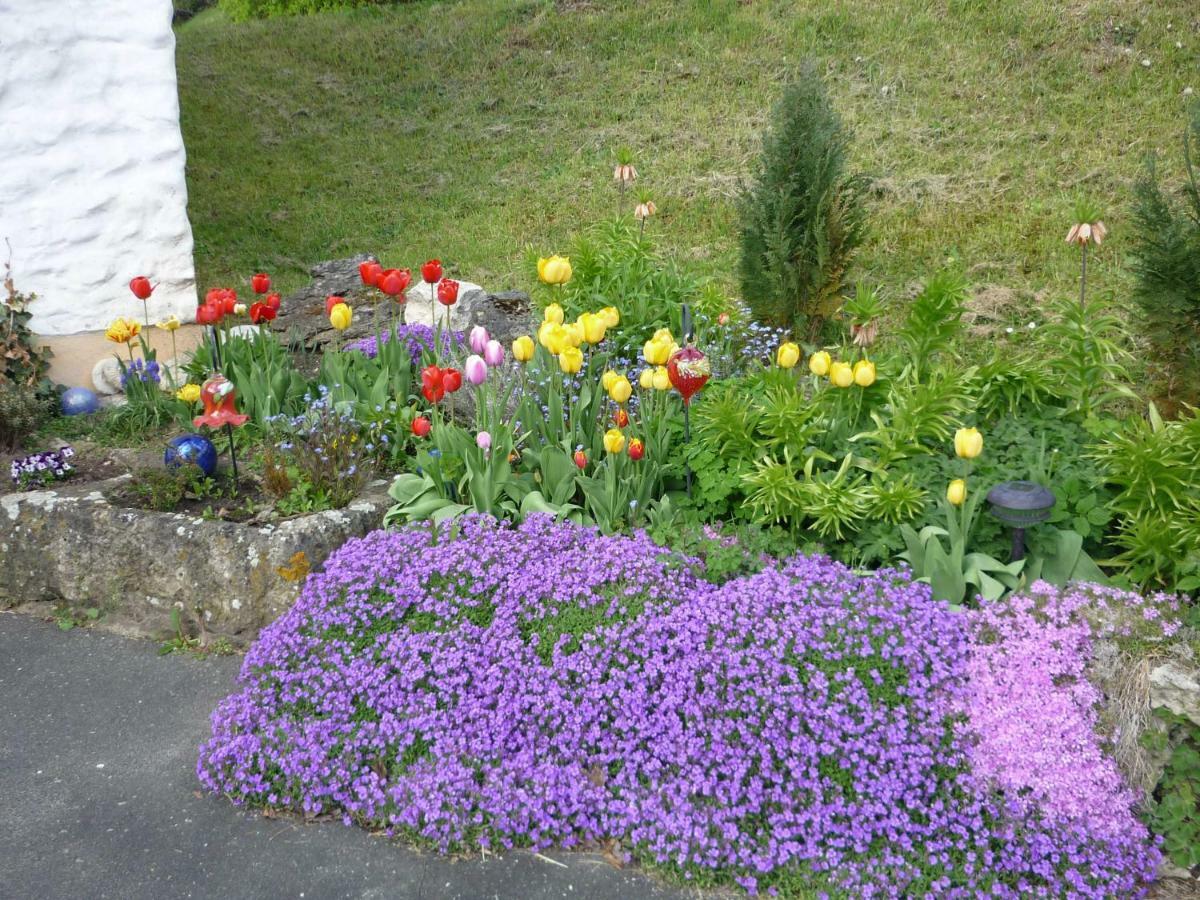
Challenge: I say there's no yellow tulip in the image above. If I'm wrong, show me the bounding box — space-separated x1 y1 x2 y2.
954 427 983 460
538 255 573 285
652 328 673 342
539 322 569 355
558 346 583 374
601 370 620 392
156 315 181 332
329 302 352 331
603 427 626 455
643 337 672 366
776 342 801 369
829 361 854 388
176 383 201 404
608 375 633 404
104 317 141 344
598 306 620 328
563 321 584 348
853 359 877 387
579 312 607 345
808 350 832 377
639 368 655 390
947 478 967 507
512 335 535 363
543 302 565 325
652 365 671 391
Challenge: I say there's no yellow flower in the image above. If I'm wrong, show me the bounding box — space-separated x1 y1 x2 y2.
539 322 569 355
808 350 832 377
563 321 584 348
538 255 573 285
608 375 632 404
652 365 671 391
156 315 181 332
853 359 877 387
543 302 565 325
776 341 801 369
558 346 583 374
954 427 983 460
176 383 201 404
598 306 620 328
579 312 607 345
601 370 620 392
329 302 352 331
643 337 672 366
512 335 535 363
105 317 141 344
947 478 967 507
829 361 854 388
603 427 626 455
639 368 655 390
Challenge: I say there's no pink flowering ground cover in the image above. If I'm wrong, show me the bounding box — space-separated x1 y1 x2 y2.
198 516 1167 898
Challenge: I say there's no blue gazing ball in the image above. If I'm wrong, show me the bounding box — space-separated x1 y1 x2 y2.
60 387 100 417
164 434 218 477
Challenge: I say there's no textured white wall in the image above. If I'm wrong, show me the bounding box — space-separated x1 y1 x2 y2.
0 0 197 335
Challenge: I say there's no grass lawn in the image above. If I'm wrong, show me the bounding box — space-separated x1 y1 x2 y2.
176 0 1198 318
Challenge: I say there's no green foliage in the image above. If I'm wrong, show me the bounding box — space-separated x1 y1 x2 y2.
738 65 866 339
1035 293 1134 418
0 382 47 450
1146 711 1200 870
50 602 102 632
127 467 227 512
896 270 966 380
1092 405 1200 593
219 0 395 21
1130 103 1200 402
188 329 312 427
1 262 54 396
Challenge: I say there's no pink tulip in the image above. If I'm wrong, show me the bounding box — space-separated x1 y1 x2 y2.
464 354 488 386
476 431 492 451
483 339 504 367
469 325 489 354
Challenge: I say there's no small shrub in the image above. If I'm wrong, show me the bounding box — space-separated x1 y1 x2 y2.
0 382 47 451
738 65 866 340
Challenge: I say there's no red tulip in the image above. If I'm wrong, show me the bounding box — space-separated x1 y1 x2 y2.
129 276 153 300
441 367 462 393
250 273 271 294
325 294 345 315
573 449 588 469
264 292 282 312
196 302 222 325
249 301 276 324
613 408 629 428
666 346 712 405
411 416 432 437
628 438 645 461
422 259 443 284
437 279 459 307
359 260 383 286
421 365 445 404
378 268 411 297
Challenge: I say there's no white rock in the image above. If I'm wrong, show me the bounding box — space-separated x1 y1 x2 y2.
1149 661 1200 727
402 280 486 331
91 356 124 395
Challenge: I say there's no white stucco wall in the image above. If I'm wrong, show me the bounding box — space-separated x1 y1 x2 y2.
0 0 197 335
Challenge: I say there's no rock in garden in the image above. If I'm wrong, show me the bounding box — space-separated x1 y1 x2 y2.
1149 660 1200 727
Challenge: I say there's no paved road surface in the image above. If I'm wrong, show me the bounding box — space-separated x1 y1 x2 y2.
0 613 709 900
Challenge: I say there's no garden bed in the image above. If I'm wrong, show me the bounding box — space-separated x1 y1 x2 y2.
0 470 391 644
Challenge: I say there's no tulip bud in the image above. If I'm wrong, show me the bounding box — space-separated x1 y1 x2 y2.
421 259 443 284
437 278 460 307
579 312 606 344
652 366 671 392
543 302 565 325
603 428 626 455
411 416 432 437
465 354 488 386
441 368 463 393
776 342 801 369
809 351 832 377
628 438 645 461
573 449 588 469
469 325 489 354
558 346 583 374
717 312 730 326
325 294 344 315
129 276 153 300
643 337 672 366
954 427 983 459
377 268 410 297
483 339 505 367
947 478 967 506
329 302 352 331
598 306 620 328
829 361 854 388
853 359 877 387
639 368 655 390
563 322 584 348
250 273 271 294
537 255 573 285
512 335 535 363
476 431 492 451
613 407 629 428
539 322 569 355
359 260 383 286
608 375 632 404
233 303 247 316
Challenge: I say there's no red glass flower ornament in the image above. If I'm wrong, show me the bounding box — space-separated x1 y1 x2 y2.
421 259 443 284
666 346 711 405
129 276 153 300
192 374 249 428
250 273 271 294
437 279 459 307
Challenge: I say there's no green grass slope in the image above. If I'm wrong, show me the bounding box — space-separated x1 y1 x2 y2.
177 0 1197 311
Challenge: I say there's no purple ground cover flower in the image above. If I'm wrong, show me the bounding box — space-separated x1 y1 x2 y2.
345 323 465 366
198 517 1161 897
